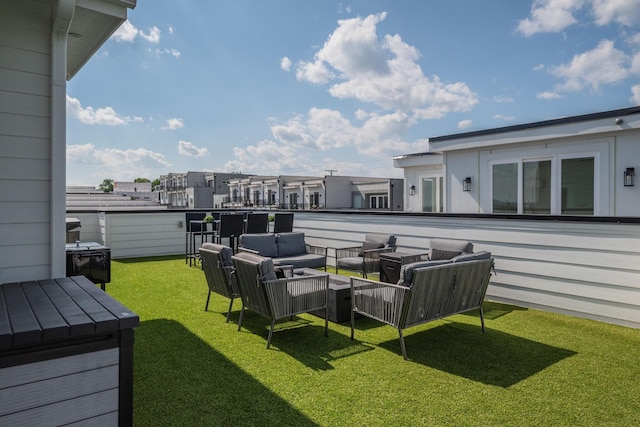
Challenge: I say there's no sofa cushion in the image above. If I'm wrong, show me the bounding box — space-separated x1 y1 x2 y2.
274 254 326 270
276 232 307 257
429 239 473 260
365 233 396 247
430 248 462 261
337 256 364 270
398 259 452 287
201 243 233 267
233 251 278 281
452 251 492 263
359 241 385 257
239 233 278 258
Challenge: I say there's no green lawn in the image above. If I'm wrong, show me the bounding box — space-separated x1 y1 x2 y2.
109 256 640 426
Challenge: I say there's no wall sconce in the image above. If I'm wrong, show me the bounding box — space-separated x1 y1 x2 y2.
624 167 635 187
462 177 472 192
409 185 416 196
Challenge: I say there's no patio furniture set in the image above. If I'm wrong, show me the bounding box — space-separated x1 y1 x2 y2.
198 230 495 359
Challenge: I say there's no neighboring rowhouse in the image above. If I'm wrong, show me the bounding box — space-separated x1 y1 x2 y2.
155 171 253 209
395 106 640 217
225 175 404 210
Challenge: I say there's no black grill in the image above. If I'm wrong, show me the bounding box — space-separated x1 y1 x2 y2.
66 242 111 290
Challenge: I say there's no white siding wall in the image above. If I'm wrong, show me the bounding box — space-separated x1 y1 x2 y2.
0 1 52 284
96 210 640 329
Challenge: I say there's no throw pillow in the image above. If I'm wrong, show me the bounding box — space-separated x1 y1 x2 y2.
430 248 461 261
276 232 307 257
359 242 384 257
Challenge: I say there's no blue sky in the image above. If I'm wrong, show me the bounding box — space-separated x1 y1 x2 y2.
66 0 640 186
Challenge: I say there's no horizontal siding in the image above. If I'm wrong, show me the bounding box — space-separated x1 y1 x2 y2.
0 112 50 139
0 91 50 117
0 67 50 97
82 210 640 328
0 135 50 159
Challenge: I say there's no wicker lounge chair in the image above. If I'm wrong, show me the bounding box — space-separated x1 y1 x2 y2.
199 243 239 322
232 251 329 348
335 233 397 278
350 254 494 360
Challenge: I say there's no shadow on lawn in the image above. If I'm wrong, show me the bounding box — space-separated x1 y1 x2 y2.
232 311 374 370
134 319 319 426
377 322 576 388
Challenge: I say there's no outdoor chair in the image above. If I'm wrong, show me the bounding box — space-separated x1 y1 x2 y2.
273 213 294 233
185 211 207 265
199 243 239 322
232 251 329 348
214 213 245 252
350 255 494 360
244 212 269 234
335 233 397 278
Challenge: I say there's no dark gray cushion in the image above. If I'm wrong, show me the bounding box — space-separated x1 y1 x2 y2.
430 248 462 261
359 241 384 257
239 233 278 258
365 233 396 247
430 238 473 254
201 243 233 267
276 232 307 257
337 256 364 270
452 251 492 263
398 259 452 287
233 251 278 281
274 254 326 270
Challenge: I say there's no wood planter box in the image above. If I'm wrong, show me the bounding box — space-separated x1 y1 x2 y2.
0 276 139 426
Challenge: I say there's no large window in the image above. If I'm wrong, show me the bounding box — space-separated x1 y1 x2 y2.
421 177 443 212
492 156 595 215
561 157 594 215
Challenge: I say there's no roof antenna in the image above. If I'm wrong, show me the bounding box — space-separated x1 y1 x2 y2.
325 169 338 176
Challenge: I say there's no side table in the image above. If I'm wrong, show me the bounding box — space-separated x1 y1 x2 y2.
379 251 429 284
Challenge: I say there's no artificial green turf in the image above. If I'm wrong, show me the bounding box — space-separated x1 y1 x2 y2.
109 256 640 426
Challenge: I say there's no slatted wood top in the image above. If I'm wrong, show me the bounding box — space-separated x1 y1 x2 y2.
0 276 139 351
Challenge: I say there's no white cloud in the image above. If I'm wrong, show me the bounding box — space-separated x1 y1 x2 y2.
494 114 515 121
67 144 170 182
66 95 143 126
178 140 209 157
550 39 630 92
293 13 477 118
111 20 161 43
591 0 640 26
630 84 640 104
161 118 184 130
517 0 640 37
280 56 292 71
493 95 514 103
533 64 546 71
168 25 175 35
458 119 473 129
516 0 583 37
537 91 563 99
152 48 181 58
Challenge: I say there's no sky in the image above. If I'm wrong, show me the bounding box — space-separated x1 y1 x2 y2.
66 0 640 186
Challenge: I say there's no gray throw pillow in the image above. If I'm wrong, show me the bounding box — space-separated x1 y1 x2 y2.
430 238 473 254
233 251 278 281
430 248 462 261
201 243 233 267
452 251 492 263
239 233 278 258
359 241 384 257
276 232 307 257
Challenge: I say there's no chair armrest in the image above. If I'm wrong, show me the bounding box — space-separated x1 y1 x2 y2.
334 246 361 258
274 264 294 278
238 247 260 255
350 277 410 327
306 244 328 257
263 274 329 318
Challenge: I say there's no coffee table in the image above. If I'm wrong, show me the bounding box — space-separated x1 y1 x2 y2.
294 268 355 323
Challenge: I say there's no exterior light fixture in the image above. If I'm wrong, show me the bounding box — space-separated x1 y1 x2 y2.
624 167 635 187
462 177 472 192
409 185 415 196
615 118 624 125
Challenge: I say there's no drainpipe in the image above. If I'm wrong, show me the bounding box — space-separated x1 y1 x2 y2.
51 0 75 278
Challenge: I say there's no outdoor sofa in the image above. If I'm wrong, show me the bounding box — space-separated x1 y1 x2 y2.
350 242 494 360
238 232 327 270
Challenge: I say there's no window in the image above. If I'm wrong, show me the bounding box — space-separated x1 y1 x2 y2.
561 157 594 215
421 177 443 212
492 163 518 213
370 195 388 209
491 156 595 215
